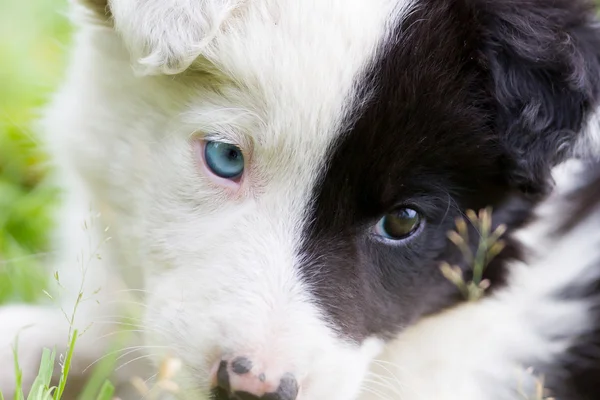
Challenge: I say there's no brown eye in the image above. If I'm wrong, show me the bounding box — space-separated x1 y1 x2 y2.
374 208 422 240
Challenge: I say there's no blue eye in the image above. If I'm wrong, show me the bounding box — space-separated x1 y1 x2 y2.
204 141 245 179
374 207 422 240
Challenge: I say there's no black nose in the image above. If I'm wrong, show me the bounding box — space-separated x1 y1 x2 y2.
211 358 299 400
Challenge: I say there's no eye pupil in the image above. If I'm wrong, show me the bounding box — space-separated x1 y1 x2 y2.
204 141 245 179
375 207 421 240
227 149 239 160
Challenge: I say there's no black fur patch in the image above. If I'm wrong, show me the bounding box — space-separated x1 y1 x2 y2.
300 0 600 347
477 0 600 194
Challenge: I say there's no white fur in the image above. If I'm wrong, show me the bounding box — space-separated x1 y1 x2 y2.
577 111 600 161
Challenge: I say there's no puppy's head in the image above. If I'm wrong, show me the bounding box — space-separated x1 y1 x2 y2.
70 0 600 398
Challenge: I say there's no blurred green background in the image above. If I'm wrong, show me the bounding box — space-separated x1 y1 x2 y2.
0 0 71 304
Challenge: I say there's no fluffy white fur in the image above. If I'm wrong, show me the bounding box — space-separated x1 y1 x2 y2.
578 112 600 161
109 0 245 75
1 1 599 400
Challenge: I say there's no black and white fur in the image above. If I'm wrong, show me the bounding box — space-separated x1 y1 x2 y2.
1 0 600 399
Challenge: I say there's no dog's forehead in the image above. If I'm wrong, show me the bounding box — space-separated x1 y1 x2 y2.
198 0 414 150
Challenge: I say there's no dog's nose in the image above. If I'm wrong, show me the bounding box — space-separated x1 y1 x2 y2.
211 356 299 400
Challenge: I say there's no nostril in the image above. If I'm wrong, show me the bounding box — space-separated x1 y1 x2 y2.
231 356 253 375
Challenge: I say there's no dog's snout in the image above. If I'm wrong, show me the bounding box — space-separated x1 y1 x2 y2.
211 356 299 400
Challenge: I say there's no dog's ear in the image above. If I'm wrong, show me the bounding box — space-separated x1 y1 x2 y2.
70 0 112 25
110 0 244 75
75 0 111 16
479 0 600 194
74 0 243 75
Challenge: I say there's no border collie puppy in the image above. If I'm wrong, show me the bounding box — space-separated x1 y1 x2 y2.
1 0 600 399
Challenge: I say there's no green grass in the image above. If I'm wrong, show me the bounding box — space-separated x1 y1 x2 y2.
0 3 183 398
8 329 115 400
0 0 70 304
0 4 176 395
0 1 110 398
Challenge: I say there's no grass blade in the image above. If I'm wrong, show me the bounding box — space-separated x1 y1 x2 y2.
52 330 78 400
12 337 25 400
95 381 114 400
27 348 56 400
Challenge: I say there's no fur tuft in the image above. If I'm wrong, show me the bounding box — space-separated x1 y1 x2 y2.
108 0 245 75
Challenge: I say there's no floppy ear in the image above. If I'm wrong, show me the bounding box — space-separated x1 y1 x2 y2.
74 0 243 75
75 0 111 16
69 0 112 25
110 0 247 75
479 0 600 194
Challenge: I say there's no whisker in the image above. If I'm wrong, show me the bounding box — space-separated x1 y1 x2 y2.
92 328 148 343
105 288 154 295
364 373 402 389
362 377 401 395
370 360 404 382
88 319 171 338
367 362 426 399
358 385 394 400
144 372 158 385
103 298 156 311
83 345 170 373
116 353 162 372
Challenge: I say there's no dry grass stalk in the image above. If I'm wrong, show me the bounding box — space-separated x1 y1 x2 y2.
440 207 506 301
